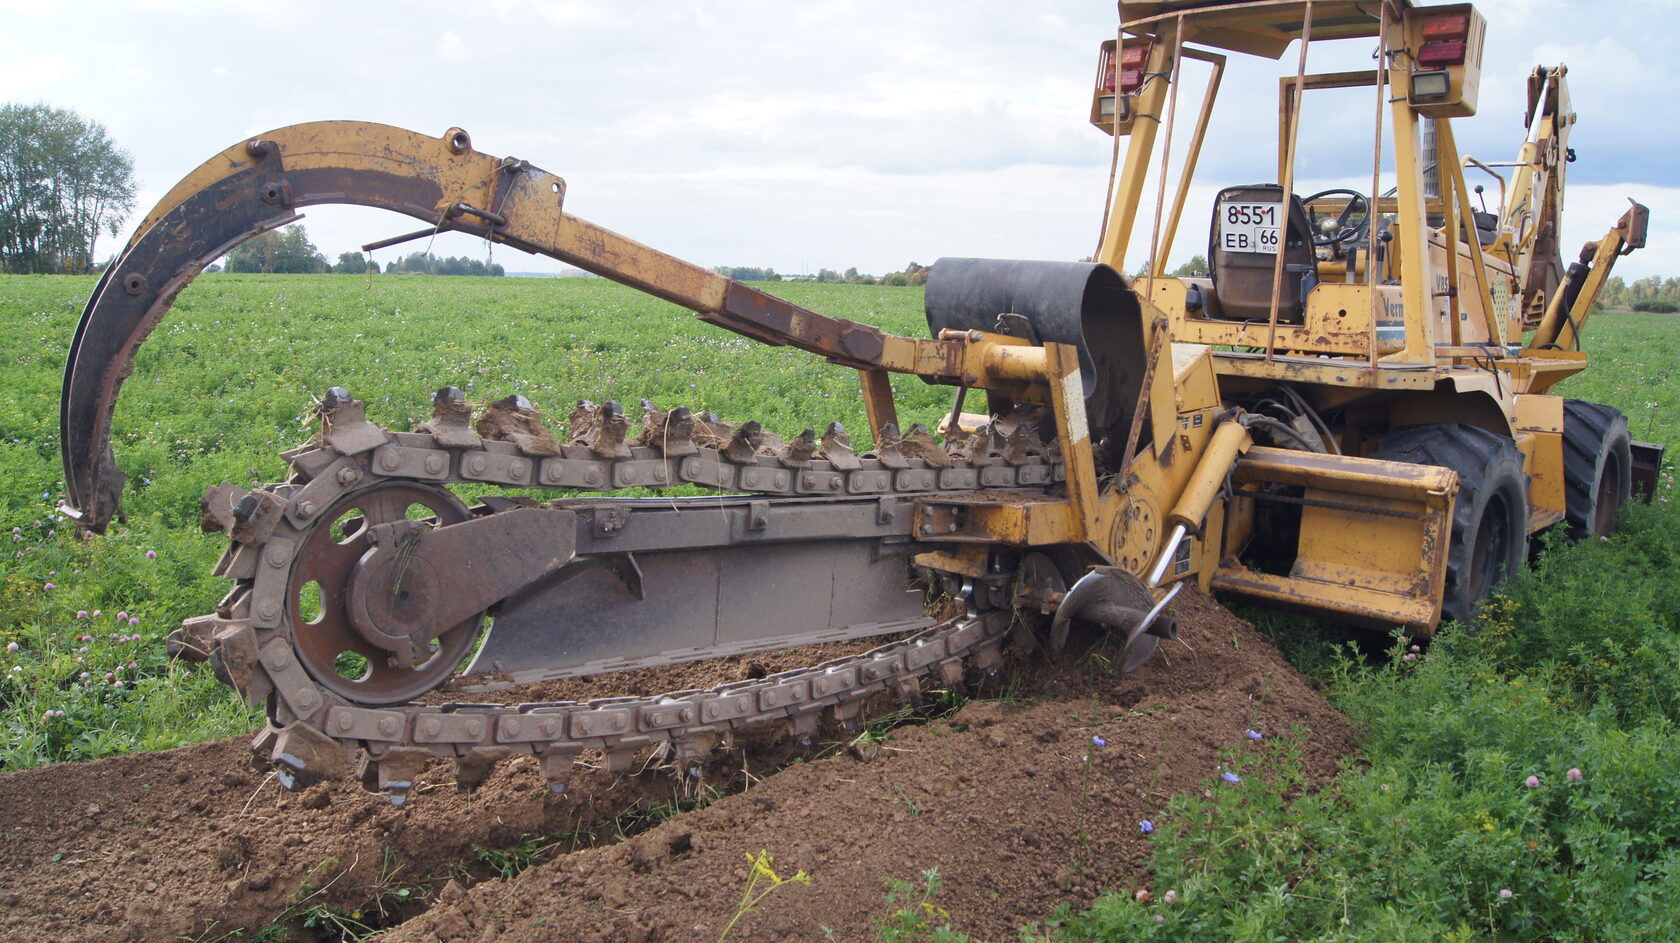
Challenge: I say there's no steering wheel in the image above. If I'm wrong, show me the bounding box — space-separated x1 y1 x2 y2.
1302 188 1370 247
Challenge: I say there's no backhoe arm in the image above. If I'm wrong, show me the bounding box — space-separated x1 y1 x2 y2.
61 122 973 531
1530 200 1650 351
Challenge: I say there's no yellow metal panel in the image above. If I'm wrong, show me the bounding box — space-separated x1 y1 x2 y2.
1210 567 1441 628
1046 342 1100 541
1212 352 1439 390
1216 444 1458 629
1514 395 1567 526
1235 446 1457 500
1295 491 1434 595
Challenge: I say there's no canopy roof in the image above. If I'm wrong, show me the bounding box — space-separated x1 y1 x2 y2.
1120 0 1412 58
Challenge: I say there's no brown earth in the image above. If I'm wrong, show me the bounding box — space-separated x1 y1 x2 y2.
0 590 1355 942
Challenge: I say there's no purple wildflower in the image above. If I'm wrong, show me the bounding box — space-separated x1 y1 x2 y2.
1499 889 1513 900
1139 820 1154 834
1525 775 1540 789
1092 735 1107 747
1567 767 1583 782
1245 729 1263 740
1221 771 1242 784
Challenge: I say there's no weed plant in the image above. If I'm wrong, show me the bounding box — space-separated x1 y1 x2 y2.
1041 484 1680 941
0 273 941 770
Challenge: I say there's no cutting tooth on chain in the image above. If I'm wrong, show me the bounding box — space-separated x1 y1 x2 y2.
567 399 600 444
789 711 819 745
229 490 285 544
898 423 952 467
315 386 355 426
870 423 911 469
1004 424 1044 464
603 744 640 775
991 404 1040 438
782 428 818 467
198 482 246 534
964 425 1008 467
638 402 700 456
360 747 432 807
935 658 966 689
831 700 863 732
821 421 860 470
314 387 390 457
270 722 347 791
417 386 483 448
943 426 982 465
671 731 719 770
586 400 632 459
724 420 766 463
892 676 925 709
475 394 563 456
692 411 735 450
636 398 665 438
540 746 582 794
453 748 511 792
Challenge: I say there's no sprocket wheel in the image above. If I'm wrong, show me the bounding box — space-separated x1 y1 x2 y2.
287 481 483 705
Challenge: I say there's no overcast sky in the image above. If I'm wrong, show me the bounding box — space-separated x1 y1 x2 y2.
4 0 1677 279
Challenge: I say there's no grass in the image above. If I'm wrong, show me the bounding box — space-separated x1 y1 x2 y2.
4 274 1680 939
1020 309 1680 940
0 272 946 771
1035 508 1680 936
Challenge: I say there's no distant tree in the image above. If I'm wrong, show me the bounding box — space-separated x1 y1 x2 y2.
815 268 840 283
335 251 372 274
1170 254 1210 277
382 251 504 276
225 224 328 274
0 103 138 273
1598 275 1626 309
712 265 780 282
877 261 929 287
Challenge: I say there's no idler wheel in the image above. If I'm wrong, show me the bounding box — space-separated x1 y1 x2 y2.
286 482 483 704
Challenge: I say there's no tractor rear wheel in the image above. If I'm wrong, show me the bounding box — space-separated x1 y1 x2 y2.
1372 424 1528 626
1562 400 1632 538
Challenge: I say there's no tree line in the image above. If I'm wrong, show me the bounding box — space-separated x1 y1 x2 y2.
1599 275 1680 314
712 263 932 286
219 225 503 276
0 103 136 274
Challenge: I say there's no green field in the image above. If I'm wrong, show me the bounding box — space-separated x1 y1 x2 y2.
0 273 953 767
3 274 1679 939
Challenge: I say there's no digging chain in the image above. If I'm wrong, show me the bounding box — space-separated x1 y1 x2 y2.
177 390 1061 802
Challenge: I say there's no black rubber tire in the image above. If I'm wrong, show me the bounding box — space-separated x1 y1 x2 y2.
1562 400 1632 538
1372 424 1528 626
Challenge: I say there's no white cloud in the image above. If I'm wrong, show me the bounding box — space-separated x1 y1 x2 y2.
0 54 75 95
7 0 1670 283
436 29 466 63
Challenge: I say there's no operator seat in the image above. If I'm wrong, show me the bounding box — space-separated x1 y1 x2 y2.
1207 184 1316 323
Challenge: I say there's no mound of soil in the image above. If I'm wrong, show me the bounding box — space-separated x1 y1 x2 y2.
0 590 1354 942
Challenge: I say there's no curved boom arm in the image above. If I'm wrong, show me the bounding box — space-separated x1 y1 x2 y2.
61 122 968 531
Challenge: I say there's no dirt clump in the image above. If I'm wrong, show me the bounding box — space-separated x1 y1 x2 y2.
0 589 1353 942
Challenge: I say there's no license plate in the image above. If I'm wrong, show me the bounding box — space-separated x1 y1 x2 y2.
1219 201 1282 255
